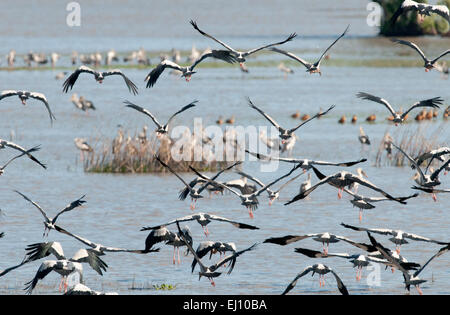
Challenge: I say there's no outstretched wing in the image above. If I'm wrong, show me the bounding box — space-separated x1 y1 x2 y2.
14 190 50 223
145 60 183 88
71 248 108 276
62 65 97 93
244 33 297 56
329 269 349 295
102 69 138 95
209 243 258 274
281 266 313 295
52 195 86 225
190 50 238 70
28 92 56 124
0 90 19 101
1 140 46 169
401 97 442 119
288 105 335 134
270 48 312 69
429 5 450 23
391 38 428 62
24 261 56 295
248 97 282 131
124 101 163 129
206 213 259 230
190 20 236 53
166 100 198 127
315 25 349 67
264 234 318 246
356 92 396 116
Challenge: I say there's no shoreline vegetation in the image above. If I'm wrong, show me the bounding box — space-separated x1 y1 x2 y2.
83 130 237 174
0 57 445 72
376 0 450 36
375 123 447 167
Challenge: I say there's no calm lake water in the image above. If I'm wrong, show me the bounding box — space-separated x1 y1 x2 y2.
0 0 449 295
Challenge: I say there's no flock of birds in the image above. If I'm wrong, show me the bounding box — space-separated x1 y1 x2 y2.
1 0 450 295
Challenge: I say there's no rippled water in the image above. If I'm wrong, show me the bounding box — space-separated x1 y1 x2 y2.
0 1 449 295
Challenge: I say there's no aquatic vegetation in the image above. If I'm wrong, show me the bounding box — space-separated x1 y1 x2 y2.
375 123 447 166
83 129 235 173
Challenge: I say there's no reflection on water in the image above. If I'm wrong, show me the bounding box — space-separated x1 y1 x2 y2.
0 1 449 295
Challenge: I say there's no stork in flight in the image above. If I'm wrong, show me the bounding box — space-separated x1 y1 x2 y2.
176 221 258 287
145 49 238 88
245 149 367 172
356 92 442 126
248 97 334 144
285 165 405 204
391 38 450 72
141 212 259 237
390 0 450 25
368 232 450 295
0 145 44 175
63 66 138 95
342 222 449 254
192 164 301 218
190 20 296 71
270 25 349 76
155 155 241 210
14 190 86 237
0 90 55 124
282 264 349 295
125 100 197 136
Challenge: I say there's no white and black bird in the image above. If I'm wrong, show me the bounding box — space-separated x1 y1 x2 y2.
264 232 358 255
343 188 418 221
64 283 118 295
285 165 404 203
414 147 450 173
177 221 258 287
358 126 370 145
391 38 450 72
15 190 86 237
24 245 108 294
0 90 55 124
190 20 296 71
270 25 349 75
281 264 349 295
63 65 138 95
192 164 301 218
245 150 366 172
356 92 442 125
390 0 450 25
0 139 46 169
54 225 158 255
190 241 236 272
145 49 238 88
391 142 449 193
141 212 259 237
155 155 241 210
342 222 449 254
125 100 197 136
140 226 192 265
248 98 334 143
0 146 43 176
237 171 302 205
368 232 450 295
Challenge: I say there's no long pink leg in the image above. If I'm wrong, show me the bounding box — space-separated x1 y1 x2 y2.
359 210 363 222
248 208 254 219
173 247 176 264
432 193 437 202
177 247 181 265
416 285 423 295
